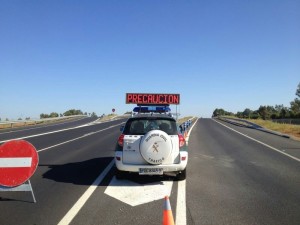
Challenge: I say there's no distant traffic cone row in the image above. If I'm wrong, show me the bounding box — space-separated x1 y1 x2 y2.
163 196 175 225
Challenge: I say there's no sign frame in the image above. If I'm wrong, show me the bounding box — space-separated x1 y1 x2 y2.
126 93 180 105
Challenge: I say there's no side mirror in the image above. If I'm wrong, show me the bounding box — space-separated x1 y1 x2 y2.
120 125 125 132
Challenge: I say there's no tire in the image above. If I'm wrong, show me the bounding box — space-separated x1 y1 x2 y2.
116 170 127 180
140 130 173 165
175 168 186 181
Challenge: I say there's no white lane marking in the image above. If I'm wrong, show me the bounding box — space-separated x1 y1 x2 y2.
185 118 199 144
0 119 124 144
57 160 114 225
0 117 90 135
37 123 125 152
176 180 186 225
0 158 32 167
104 177 173 206
213 119 300 163
174 118 198 224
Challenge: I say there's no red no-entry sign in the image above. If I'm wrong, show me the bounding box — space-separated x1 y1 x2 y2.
0 140 39 187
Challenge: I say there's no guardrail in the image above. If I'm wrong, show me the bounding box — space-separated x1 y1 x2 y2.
217 116 261 128
0 115 88 129
216 116 290 138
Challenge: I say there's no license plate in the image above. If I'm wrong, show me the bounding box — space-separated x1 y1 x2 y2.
139 168 163 175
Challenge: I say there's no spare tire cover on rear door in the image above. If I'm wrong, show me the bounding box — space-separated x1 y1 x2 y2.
140 130 172 165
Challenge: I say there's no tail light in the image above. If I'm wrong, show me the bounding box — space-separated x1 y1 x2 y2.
116 156 121 161
118 134 125 146
178 134 185 148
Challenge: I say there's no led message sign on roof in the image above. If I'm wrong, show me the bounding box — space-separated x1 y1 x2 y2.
126 93 180 105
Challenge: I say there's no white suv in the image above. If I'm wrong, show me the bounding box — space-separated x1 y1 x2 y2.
115 113 188 180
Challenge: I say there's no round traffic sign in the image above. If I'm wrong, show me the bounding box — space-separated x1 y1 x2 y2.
0 140 39 187
112 108 115 113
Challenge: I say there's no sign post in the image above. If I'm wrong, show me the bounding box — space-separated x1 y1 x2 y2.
0 140 39 203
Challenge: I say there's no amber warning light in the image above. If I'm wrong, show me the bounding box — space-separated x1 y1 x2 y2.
126 93 180 105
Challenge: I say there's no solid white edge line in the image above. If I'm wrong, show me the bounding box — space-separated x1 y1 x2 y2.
213 119 300 162
57 160 115 225
175 117 198 225
176 180 186 225
185 118 199 144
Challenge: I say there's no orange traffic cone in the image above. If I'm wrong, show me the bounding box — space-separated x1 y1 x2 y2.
163 196 175 225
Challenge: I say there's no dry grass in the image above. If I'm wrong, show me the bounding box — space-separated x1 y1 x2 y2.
177 116 195 125
0 117 84 130
248 119 300 139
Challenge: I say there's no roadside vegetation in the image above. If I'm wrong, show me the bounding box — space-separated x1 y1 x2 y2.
248 119 300 139
0 109 99 130
213 82 300 139
178 116 195 125
40 109 97 119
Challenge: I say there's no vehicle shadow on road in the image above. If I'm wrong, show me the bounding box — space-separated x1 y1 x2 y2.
39 157 114 186
39 157 175 187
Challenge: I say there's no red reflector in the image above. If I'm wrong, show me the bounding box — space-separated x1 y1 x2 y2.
116 156 121 161
181 156 186 161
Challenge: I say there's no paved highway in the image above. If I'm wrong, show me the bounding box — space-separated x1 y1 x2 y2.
0 118 299 225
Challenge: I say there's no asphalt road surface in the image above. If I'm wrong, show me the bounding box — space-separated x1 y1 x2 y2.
0 118 299 225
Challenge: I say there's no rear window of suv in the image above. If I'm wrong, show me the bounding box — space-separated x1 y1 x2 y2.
123 117 178 135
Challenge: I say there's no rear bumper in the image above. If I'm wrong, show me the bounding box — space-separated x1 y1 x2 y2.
115 151 188 173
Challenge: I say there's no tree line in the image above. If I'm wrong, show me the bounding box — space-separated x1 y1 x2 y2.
40 109 97 119
213 82 300 120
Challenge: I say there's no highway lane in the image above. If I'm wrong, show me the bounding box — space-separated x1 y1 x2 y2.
213 118 300 159
0 117 98 142
187 119 300 225
0 118 299 225
0 118 127 225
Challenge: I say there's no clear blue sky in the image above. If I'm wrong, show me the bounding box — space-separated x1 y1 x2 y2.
1 1 299 119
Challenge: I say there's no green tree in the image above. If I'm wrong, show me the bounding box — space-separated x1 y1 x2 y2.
63 109 83 116
50 112 59 118
213 108 224 117
290 98 300 118
242 108 252 118
91 112 97 117
40 113 49 119
296 82 300 98
258 106 270 120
